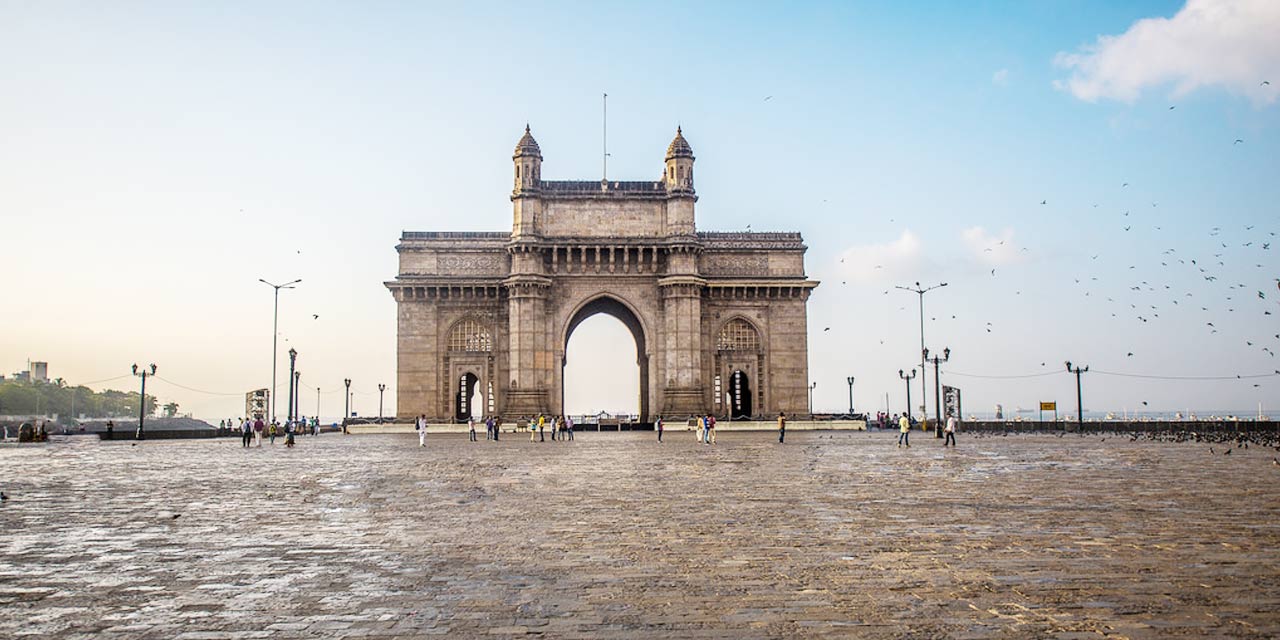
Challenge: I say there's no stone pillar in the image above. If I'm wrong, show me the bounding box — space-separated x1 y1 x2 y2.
658 273 707 416
504 243 553 418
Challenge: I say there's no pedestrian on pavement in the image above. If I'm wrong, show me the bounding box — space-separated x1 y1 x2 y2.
696 415 705 444
253 417 265 447
269 421 278 445
707 414 717 445
285 421 296 448
417 414 428 447
493 416 501 441
655 415 664 442
777 411 787 443
898 413 911 448
485 416 495 440
105 420 114 440
944 415 957 447
565 415 574 441
240 418 252 448
468 416 477 442
538 415 546 442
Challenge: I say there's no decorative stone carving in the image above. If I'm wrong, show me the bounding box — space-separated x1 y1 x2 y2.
439 253 505 275
702 254 769 276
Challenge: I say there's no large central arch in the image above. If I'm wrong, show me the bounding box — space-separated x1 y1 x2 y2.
561 295 650 422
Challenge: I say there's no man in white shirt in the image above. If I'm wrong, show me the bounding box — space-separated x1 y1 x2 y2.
417 415 427 447
944 415 957 447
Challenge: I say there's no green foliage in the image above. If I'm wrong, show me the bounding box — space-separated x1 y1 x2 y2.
0 379 157 419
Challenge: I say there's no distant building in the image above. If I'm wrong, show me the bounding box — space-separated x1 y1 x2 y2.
30 362 48 382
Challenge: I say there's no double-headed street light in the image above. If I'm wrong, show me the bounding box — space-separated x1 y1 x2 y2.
131 363 156 440
924 347 951 438
1066 361 1089 429
259 278 301 423
898 368 917 422
287 348 298 422
846 376 856 415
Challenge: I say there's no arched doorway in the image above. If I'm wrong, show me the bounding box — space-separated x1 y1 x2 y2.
561 296 649 422
728 370 752 418
455 372 482 421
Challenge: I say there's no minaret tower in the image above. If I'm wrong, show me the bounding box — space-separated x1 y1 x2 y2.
511 124 543 238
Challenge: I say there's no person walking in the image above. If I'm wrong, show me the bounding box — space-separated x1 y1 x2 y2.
485 416 494 441
269 421 278 445
241 418 252 448
565 415 574 441
493 416 501 441
285 421 296 448
944 415 957 447
696 415 705 444
468 416 477 442
777 411 787 444
655 415 664 442
253 417 265 447
417 415 428 447
538 415 546 442
529 416 538 442
707 414 717 445
898 413 911 448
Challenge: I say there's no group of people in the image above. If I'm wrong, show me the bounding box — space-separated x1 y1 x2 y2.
894 413 959 448
526 414 575 442
231 416 303 449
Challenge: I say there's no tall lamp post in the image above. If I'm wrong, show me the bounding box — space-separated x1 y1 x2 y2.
924 347 951 438
1066 361 1089 429
259 278 301 423
316 387 321 423
344 378 352 417
377 384 387 422
287 348 297 423
895 282 947 429
131 363 156 440
846 376 856 415
294 371 301 420
898 368 916 422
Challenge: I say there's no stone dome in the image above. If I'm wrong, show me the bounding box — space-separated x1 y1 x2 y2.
513 125 541 158
665 126 694 161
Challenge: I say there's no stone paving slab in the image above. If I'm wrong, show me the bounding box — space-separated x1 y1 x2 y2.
1 431 1278 638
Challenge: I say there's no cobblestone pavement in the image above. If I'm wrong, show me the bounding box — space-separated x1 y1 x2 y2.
2 431 1279 639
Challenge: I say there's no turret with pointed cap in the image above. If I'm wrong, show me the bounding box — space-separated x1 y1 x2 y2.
664 126 695 195
513 124 542 196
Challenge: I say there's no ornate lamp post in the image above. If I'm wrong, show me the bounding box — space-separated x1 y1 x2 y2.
131 363 156 440
377 384 387 422
259 278 300 422
294 371 301 421
924 347 951 438
846 376 855 415
898 368 916 423
286 348 297 423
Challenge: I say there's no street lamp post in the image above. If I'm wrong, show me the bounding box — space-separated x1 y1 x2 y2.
898 368 916 423
808 382 817 417
259 278 301 424
1066 361 1089 429
131 363 156 440
924 347 951 438
377 384 387 422
895 282 947 430
287 348 297 423
294 371 301 420
344 378 352 417
846 376 855 415
316 387 321 424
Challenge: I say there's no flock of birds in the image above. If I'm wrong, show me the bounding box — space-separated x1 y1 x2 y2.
822 91 1279 406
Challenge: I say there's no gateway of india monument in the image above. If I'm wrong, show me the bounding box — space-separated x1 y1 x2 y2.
385 126 818 422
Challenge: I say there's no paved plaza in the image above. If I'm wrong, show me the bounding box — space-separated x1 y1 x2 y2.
2 430 1279 638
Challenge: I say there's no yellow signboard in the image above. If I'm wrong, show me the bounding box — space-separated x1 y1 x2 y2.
1040 401 1056 411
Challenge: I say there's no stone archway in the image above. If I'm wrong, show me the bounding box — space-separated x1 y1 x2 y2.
560 295 650 422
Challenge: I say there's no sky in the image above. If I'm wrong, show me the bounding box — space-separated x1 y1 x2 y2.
2 0 1278 421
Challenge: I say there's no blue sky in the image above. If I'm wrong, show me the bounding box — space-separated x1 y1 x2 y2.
2 1 1277 420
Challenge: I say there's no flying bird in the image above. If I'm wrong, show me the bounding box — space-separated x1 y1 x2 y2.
1040 200 1047 205
1235 139 1244 145
763 96 773 102
313 314 320 319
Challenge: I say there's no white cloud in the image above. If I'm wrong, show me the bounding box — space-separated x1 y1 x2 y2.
992 68 1010 86
1054 0 1280 104
961 226 1022 266
836 230 924 284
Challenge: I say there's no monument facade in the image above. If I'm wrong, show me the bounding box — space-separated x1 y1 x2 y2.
386 126 818 422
